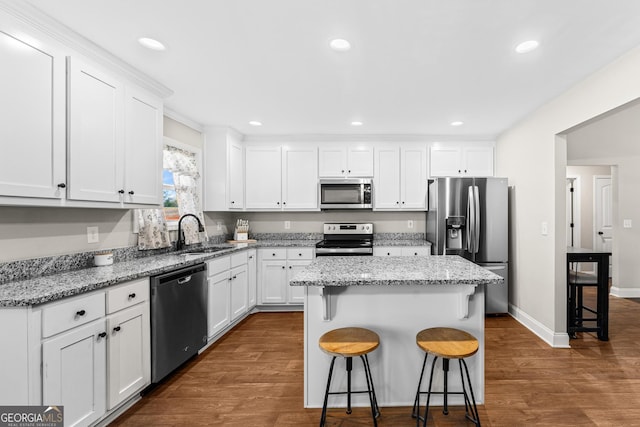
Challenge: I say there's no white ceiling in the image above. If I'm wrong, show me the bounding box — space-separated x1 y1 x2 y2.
23 0 640 138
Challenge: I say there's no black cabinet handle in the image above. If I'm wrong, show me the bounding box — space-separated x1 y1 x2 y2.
348 170 351 173
289 266 292 269
283 201 286 205
57 183 66 188
118 189 125 194
281 266 285 269
228 277 233 281
277 201 280 205
231 200 235 204
113 326 121 333
98 332 107 339
387 252 391 256
76 310 86 317
128 293 136 299
128 190 135 195
598 231 604 235
249 255 253 259
232 275 237 280
402 201 405 204
341 170 345 173
272 253 276 256
298 253 302 257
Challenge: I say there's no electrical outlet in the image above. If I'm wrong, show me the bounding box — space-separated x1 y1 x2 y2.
87 226 99 243
623 219 632 228
408 220 414 229
284 221 291 230
216 221 222 231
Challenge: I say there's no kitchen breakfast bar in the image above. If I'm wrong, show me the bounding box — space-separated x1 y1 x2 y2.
290 255 504 409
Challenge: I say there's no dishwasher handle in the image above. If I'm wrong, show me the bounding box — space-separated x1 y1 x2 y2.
178 275 192 285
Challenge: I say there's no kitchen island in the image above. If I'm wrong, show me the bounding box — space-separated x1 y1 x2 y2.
290 255 503 409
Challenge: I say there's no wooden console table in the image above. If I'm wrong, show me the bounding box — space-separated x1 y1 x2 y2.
566 247 611 341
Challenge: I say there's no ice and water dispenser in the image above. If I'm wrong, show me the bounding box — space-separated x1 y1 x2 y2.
445 216 465 250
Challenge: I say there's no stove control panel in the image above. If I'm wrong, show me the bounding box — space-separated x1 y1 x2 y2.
323 223 373 235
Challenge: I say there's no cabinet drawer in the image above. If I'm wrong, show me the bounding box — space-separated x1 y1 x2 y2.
401 247 431 256
106 278 149 314
373 247 402 257
42 292 106 338
231 251 248 268
207 255 231 276
286 247 314 260
263 248 287 260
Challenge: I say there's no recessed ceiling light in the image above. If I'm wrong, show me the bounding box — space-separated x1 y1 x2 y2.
138 37 166 51
350 121 363 126
249 121 262 126
515 40 539 54
330 38 351 52
450 121 464 126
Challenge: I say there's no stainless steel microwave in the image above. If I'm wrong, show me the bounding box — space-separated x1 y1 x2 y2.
319 179 372 209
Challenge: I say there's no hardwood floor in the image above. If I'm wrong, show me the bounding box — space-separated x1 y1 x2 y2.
112 293 640 426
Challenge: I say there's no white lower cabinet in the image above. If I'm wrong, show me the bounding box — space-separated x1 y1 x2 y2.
42 318 107 427
207 252 252 339
259 247 314 305
39 278 150 427
373 246 431 257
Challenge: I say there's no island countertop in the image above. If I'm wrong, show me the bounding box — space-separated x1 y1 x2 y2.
290 255 503 287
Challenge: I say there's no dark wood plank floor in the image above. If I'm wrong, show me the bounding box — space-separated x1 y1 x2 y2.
112 291 640 426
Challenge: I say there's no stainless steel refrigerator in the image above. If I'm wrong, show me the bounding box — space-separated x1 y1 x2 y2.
426 177 509 314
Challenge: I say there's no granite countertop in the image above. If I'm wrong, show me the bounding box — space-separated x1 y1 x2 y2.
0 239 318 307
290 255 503 287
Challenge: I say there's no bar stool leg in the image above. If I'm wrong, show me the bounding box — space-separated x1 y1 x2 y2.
359 355 378 427
346 357 353 414
442 358 450 415
320 356 337 427
421 355 439 427
412 352 429 419
361 354 380 417
459 359 481 426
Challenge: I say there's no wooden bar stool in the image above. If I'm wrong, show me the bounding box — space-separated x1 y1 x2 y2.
412 327 480 426
319 327 380 427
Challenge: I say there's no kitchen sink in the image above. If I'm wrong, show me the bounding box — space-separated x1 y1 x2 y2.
183 246 230 255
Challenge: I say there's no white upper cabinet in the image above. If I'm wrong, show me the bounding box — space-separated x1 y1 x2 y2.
244 143 319 211
319 144 373 177
123 86 163 205
68 57 162 205
0 16 66 199
374 144 427 210
245 145 282 209
204 127 245 210
429 143 494 177
282 145 318 210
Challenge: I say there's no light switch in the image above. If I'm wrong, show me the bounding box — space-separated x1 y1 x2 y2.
541 222 548 236
623 219 632 228
408 220 414 229
284 221 291 230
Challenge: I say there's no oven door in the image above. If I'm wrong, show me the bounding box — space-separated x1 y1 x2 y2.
319 179 372 209
315 247 373 256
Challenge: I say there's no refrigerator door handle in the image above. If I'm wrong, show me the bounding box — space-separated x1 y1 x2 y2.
466 186 474 253
474 185 481 253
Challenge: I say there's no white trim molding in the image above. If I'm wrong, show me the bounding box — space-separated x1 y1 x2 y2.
610 287 640 298
508 303 571 348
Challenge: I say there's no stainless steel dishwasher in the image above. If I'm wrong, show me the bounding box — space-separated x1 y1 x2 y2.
150 263 207 383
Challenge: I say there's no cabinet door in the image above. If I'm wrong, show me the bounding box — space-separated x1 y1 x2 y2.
42 319 107 427
0 25 66 199
107 303 150 410
282 145 318 209
124 86 162 205
318 146 347 177
287 260 310 304
228 140 244 209
463 146 494 177
68 57 124 202
260 260 287 304
245 145 282 209
374 147 400 209
429 146 462 177
347 145 374 177
401 145 427 209
208 272 230 338
247 250 257 308
230 265 248 321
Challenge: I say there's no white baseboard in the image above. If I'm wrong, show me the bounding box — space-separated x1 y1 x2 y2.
508 304 571 348
610 286 640 298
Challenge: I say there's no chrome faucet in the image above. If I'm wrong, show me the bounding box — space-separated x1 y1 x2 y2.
176 214 205 251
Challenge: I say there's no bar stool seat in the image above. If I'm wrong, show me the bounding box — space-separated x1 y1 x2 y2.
412 327 480 426
319 327 380 426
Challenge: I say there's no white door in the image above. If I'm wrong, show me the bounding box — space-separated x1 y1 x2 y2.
42 320 107 427
594 176 613 273
230 265 248 321
282 145 318 209
318 146 347 177
347 145 374 177
124 86 162 205
0 25 66 199
68 57 124 202
107 303 150 410
429 146 461 177
374 147 400 209
245 145 281 209
228 140 244 209
260 260 287 304
401 145 428 209
208 272 230 337
286 261 310 304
